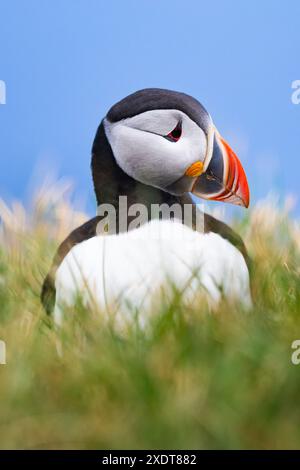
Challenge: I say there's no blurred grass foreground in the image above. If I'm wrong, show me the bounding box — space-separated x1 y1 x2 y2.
0 181 300 450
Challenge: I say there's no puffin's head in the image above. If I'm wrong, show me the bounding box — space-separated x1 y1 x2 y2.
96 88 249 207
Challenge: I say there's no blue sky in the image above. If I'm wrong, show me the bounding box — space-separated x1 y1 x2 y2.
0 0 300 216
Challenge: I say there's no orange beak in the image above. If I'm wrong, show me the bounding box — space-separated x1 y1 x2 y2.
191 129 250 208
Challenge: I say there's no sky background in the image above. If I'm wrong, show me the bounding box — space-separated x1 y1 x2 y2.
0 0 300 217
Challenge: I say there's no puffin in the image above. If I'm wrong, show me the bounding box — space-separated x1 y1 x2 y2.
41 88 251 326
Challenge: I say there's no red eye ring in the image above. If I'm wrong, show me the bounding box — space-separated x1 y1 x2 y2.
166 121 182 142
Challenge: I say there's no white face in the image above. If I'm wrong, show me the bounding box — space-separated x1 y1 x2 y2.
103 109 209 192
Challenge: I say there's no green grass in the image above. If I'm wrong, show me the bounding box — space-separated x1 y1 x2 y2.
0 187 300 449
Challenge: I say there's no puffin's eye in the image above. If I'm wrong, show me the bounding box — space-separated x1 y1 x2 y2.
165 121 182 142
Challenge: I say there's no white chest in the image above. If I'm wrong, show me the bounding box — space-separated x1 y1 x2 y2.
54 220 251 326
